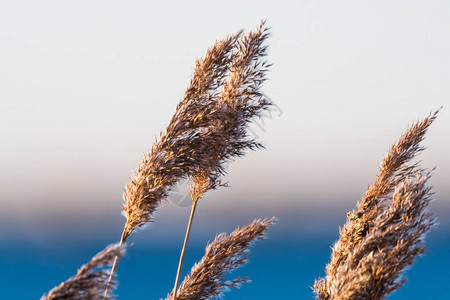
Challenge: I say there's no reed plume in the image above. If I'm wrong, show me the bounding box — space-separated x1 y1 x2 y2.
314 110 439 299
171 21 272 297
121 20 270 239
327 172 434 299
121 30 242 240
41 243 128 300
106 20 272 294
166 218 276 300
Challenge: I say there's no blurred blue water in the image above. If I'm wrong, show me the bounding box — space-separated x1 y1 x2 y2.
1 230 449 299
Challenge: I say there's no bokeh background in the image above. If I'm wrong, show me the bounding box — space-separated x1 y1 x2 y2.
1 1 449 299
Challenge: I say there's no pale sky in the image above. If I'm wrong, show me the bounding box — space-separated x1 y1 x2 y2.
1 1 449 234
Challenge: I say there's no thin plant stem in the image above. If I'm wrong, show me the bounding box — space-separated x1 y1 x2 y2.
173 199 198 300
104 227 127 298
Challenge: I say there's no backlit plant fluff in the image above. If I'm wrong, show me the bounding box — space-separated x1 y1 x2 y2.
120 21 271 240
43 21 275 300
42 243 128 300
314 110 439 300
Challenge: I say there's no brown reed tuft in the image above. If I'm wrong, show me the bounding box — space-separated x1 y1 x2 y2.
41 243 128 300
314 110 439 299
327 172 434 299
120 30 241 239
105 21 272 294
166 218 276 300
121 20 271 240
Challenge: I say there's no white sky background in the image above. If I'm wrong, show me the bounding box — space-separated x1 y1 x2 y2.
1 1 449 232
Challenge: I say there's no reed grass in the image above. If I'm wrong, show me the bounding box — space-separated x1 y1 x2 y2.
41 243 128 300
42 20 275 300
40 19 443 300
166 218 276 300
314 110 440 299
119 20 271 242
105 20 272 296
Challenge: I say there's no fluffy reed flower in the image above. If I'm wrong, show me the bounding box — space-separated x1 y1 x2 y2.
41 243 128 300
328 173 434 299
122 20 271 239
106 21 272 294
166 217 276 300
314 111 439 299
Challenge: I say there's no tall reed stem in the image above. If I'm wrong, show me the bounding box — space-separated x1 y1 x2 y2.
173 199 198 300
104 227 127 298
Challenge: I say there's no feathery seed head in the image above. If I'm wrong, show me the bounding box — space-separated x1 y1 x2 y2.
166 217 276 300
42 243 129 300
121 21 272 239
315 110 439 299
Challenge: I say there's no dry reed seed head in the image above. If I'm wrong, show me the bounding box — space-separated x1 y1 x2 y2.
42 243 129 300
315 110 439 300
328 173 434 300
166 217 276 300
121 21 272 239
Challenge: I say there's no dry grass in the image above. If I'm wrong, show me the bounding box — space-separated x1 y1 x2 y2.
41 243 128 300
121 21 271 240
314 110 439 299
166 218 276 300
40 19 442 300
43 21 276 299
102 20 272 295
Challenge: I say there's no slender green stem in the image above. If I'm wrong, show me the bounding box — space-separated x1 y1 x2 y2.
104 227 127 298
173 199 198 300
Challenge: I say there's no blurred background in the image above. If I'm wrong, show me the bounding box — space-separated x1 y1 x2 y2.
1 1 449 299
